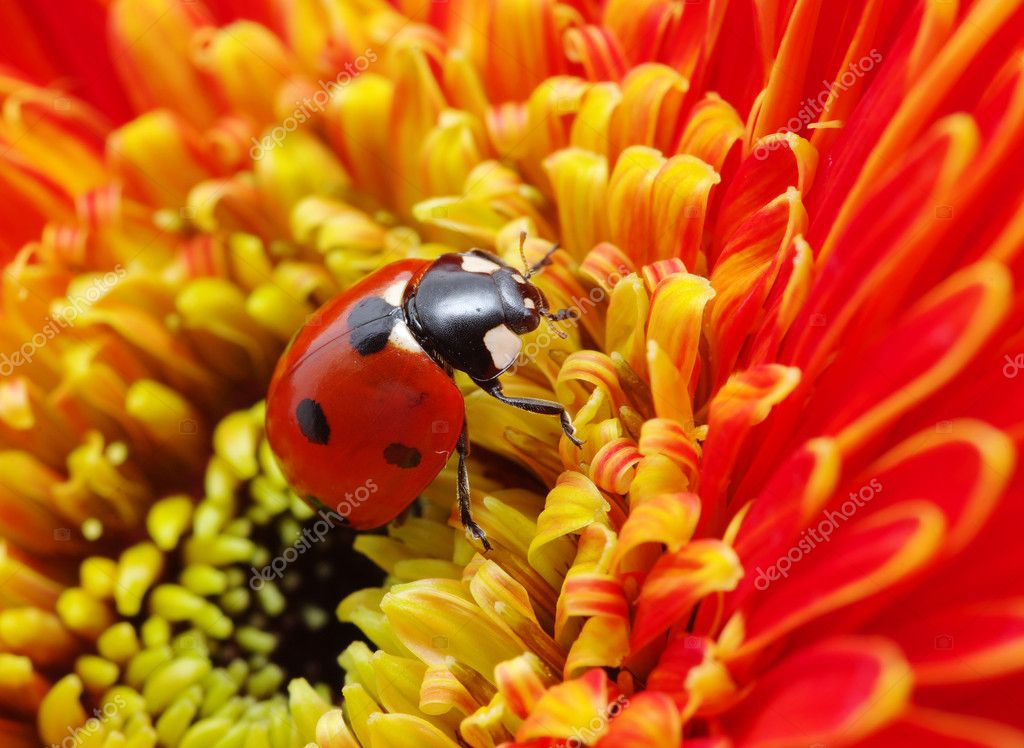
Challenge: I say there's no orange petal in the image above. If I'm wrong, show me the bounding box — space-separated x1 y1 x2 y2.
608 65 690 162
515 668 613 743
676 93 745 174
630 539 742 652
699 364 801 522
564 25 628 82
594 691 681 748
637 419 700 486
608 146 718 268
108 0 222 128
495 653 558 721
708 190 807 387
589 437 642 494
612 491 700 571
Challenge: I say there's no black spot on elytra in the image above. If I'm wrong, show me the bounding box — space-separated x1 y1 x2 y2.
383 443 421 469
348 296 400 356
296 398 330 445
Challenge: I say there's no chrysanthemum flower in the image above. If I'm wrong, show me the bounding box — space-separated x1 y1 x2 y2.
2 0 1023 746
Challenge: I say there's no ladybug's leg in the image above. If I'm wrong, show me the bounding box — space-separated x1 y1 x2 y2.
472 377 584 447
457 417 492 551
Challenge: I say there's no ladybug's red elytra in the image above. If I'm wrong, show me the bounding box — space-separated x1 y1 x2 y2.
265 236 581 549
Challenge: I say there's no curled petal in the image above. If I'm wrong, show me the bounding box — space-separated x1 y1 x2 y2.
530 473 611 563
495 652 558 721
380 580 525 685
630 539 743 652
588 437 642 494
677 94 745 174
515 668 613 743
594 691 681 748
638 419 700 485
699 364 801 521
612 491 700 572
608 66 689 161
609 146 718 267
645 273 715 427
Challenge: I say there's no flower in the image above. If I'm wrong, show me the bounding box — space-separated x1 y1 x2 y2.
2 0 1024 746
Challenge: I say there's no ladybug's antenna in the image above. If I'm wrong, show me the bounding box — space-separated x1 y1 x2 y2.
518 231 560 280
543 316 568 339
538 304 576 340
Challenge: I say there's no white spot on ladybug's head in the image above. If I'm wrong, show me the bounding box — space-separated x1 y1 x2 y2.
483 324 522 372
523 297 535 309
461 255 502 274
388 320 424 353
382 279 408 307
511 272 527 285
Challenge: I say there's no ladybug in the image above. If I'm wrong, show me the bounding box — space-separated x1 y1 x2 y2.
265 236 581 549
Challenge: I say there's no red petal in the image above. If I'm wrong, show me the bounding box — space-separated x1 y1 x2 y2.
859 707 1024 748
723 637 912 746
630 539 742 652
732 501 944 662
0 3 132 122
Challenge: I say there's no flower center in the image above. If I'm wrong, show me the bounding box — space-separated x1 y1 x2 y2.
238 521 386 691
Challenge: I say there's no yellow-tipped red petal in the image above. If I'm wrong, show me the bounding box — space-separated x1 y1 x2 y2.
723 637 913 746
732 501 946 661
630 539 742 652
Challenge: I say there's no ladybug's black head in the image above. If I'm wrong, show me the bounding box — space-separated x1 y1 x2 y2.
403 245 572 381
491 259 546 335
